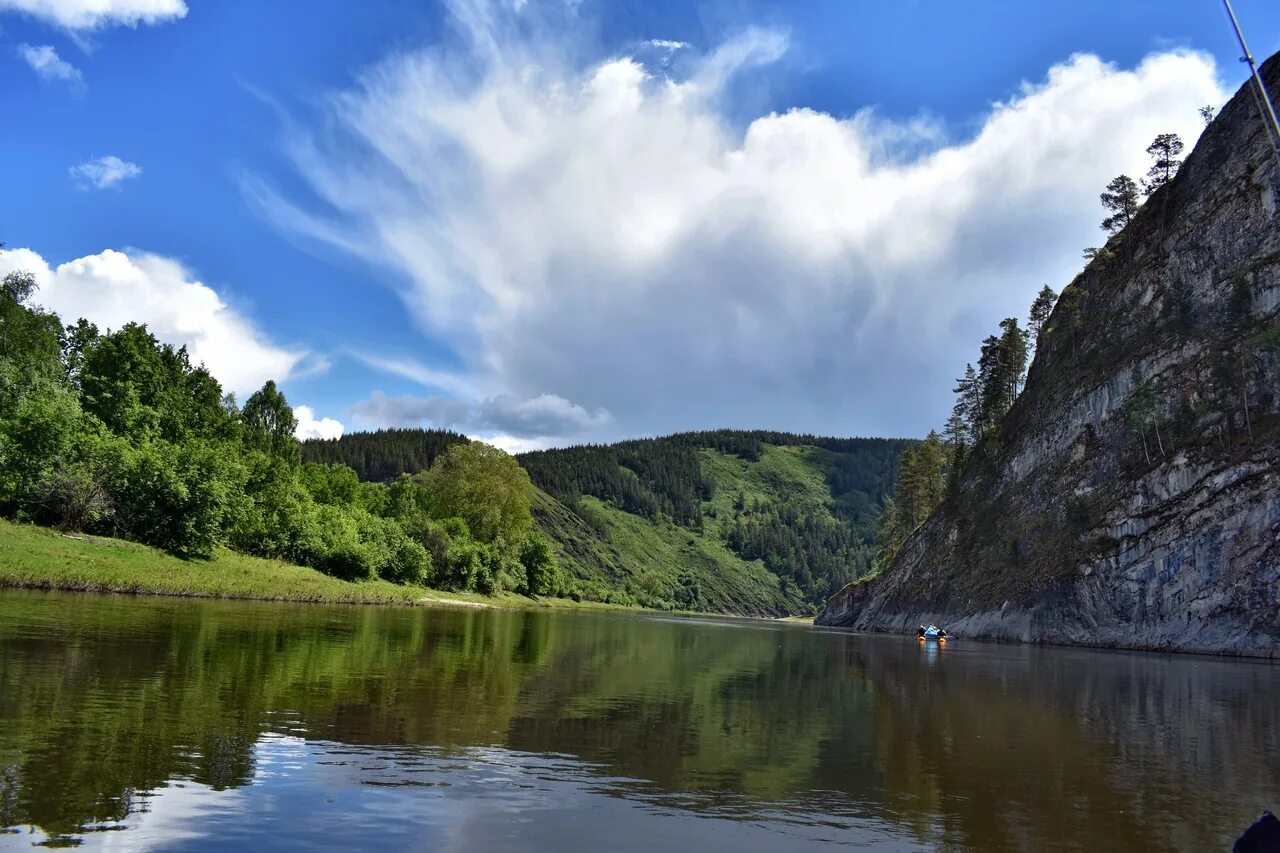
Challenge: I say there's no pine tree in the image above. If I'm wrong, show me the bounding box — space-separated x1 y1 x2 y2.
1100 175 1140 235
944 404 968 454
976 334 1005 434
998 317 1029 399
1027 285 1057 342
872 494 902 569
909 431 946 524
1124 381 1164 464
1199 105 1215 127
1142 133 1183 196
952 364 979 443
874 434 946 568
943 405 968 492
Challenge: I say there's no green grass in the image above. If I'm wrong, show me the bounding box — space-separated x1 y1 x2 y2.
0 518 436 604
0 518 709 613
533 487 802 616
0 443 871 617
532 440 880 614
700 444 839 529
530 443 857 616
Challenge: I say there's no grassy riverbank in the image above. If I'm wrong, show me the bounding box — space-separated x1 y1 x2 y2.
0 519 547 608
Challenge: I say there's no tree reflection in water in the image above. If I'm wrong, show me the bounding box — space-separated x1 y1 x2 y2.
0 590 1276 850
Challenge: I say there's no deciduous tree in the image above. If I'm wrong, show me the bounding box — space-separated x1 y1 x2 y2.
242 380 299 461
419 441 534 549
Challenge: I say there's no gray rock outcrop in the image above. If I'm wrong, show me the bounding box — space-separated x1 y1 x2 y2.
817 55 1280 656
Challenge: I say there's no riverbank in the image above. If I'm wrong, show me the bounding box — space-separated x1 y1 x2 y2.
0 519 607 611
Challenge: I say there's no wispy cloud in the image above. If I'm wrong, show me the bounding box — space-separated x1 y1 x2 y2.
17 43 81 86
349 390 611 438
1 0 186 30
70 155 142 190
348 351 477 398
258 1 1227 441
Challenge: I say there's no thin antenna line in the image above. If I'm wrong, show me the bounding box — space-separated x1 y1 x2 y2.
1223 0 1280 170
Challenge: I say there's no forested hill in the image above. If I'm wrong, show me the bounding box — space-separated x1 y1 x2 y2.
303 428 469 482
305 429 911 615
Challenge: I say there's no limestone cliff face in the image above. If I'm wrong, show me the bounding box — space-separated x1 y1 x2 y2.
817 58 1280 656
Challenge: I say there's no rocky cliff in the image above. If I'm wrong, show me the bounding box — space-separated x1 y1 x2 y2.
817 57 1280 656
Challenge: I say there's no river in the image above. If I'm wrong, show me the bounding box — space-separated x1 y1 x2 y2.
0 589 1276 850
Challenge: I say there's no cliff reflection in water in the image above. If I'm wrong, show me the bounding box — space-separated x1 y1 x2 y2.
0 590 1276 850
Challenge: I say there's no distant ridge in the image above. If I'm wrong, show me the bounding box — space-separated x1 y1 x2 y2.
306 428 912 615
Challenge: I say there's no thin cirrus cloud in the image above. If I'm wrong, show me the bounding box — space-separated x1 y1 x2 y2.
0 0 186 30
16 43 81 85
347 351 479 399
0 246 322 397
348 390 612 439
254 0 1228 443
70 155 142 190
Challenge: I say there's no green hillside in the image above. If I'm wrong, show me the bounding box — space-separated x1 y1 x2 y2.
306 430 910 616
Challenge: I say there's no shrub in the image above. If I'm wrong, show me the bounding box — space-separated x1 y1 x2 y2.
519 531 561 596
226 453 315 560
0 377 84 513
293 504 373 580
106 438 247 558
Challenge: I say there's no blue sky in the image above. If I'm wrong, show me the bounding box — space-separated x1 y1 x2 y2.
2 0 1278 448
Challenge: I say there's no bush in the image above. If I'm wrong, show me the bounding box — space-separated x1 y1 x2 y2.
0 377 84 513
31 429 124 531
299 462 362 507
292 504 371 580
385 536 431 585
398 511 451 572
227 453 314 559
106 438 247 558
440 535 485 591
519 532 561 596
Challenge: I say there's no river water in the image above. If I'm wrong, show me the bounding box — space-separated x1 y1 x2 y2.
0 590 1276 851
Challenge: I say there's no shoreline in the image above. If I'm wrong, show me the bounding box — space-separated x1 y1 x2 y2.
811 620 1280 661
0 519 787 619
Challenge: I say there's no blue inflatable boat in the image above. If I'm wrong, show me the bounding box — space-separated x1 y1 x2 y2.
916 624 949 644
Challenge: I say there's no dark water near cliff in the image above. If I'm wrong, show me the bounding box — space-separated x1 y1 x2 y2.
0 590 1277 851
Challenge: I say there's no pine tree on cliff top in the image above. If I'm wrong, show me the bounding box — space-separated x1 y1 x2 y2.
1142 133 1184 196
1100 175 1140 235
1028 285 1057 342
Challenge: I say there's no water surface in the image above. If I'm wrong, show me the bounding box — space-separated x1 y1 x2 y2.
0 590 1276 850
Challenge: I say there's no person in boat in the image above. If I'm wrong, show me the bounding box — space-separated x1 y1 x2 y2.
916 625 948 639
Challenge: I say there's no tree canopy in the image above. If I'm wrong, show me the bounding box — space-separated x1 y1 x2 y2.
0 268 558 595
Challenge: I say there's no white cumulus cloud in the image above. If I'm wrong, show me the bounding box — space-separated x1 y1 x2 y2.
477 433 559 454
294 405 344 441
70 155 142 189
17 43 81 84
256 1 1229 440
0 0 186 30
0 246 317 396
